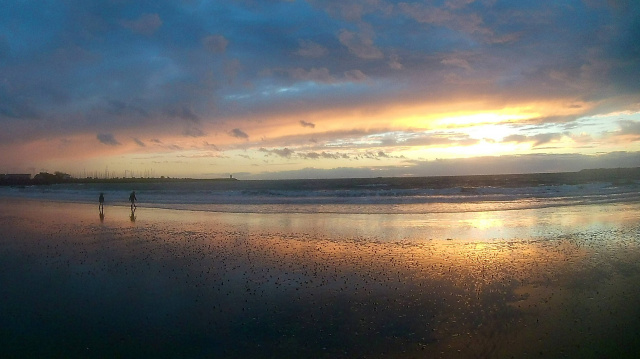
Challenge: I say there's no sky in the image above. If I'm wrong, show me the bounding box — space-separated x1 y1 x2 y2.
1 0 639 180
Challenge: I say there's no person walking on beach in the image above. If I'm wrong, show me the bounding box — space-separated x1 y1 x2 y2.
99 192 105 213
129 190 137 210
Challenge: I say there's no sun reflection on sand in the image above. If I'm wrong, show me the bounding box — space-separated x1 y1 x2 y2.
2 200 640 357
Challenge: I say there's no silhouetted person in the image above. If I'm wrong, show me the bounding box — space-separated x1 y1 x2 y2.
129 191 137 210
99 193 104 214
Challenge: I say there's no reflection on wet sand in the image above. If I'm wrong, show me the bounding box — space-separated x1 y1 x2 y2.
1 200 639 357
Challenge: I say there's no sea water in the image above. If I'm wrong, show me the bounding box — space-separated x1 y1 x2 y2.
1 172 639 214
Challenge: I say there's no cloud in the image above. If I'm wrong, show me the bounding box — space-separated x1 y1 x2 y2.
97 133 121 146
260 147 294 158
278 67 367 84
403 2 491 34
445 0 476 10
247 128 481 152
224 59 242 82
338 29 383 59
299 152 321 159
121 13 162 36
618 120 640 136
319 152 348 160
503 133 564 147
2 1 640 178
166 105 200 123
259 147 350 161
177 152 226 159
312 1 371 22
344 70 368 82
388 54 403 70
246 151 640 180
0 99 40 121
287 67 336 83
163 104 206 137
300 120 316 128
295 39 327 58
183 126 206 138
105 100 149 118
203 35 228 54
319 130 480 149
229 128 249 139
441 57 472 71
202 141 220 151
397 3 455 27
356 151 393 161
568 132 595 145
133 138 146 147
601 120 640 143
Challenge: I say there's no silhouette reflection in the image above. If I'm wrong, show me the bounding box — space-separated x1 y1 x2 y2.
98 192 105 222
130 207 136 222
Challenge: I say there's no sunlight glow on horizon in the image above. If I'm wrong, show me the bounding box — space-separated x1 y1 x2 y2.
3 107 640 179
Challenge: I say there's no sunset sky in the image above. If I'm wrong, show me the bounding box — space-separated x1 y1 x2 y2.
1 0 639 179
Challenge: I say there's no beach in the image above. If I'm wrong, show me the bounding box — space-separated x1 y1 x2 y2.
1 198 640 358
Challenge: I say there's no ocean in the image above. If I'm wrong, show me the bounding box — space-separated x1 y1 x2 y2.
2 169 639 214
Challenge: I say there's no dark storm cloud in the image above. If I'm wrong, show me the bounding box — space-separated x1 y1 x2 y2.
1 0 638 143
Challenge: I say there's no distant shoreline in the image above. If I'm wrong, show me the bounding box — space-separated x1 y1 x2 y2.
0 175 239 187
1 166 638 187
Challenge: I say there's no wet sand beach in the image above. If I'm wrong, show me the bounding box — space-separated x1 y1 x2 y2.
1 199 640 358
